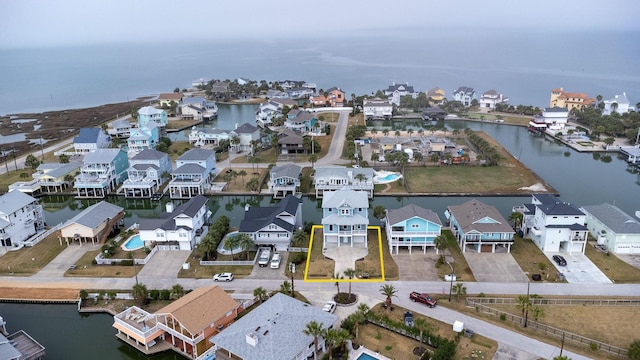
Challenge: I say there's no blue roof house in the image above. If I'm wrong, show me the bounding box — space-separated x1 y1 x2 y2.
73 128 111 153
121 149 172 198
74 149 129 198
385 204 443 254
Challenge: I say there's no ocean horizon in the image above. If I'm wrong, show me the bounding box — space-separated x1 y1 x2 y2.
1 29 639 115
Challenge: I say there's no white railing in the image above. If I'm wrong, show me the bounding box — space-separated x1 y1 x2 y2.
22 223 63 247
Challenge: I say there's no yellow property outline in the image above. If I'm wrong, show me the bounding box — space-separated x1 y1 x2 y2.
303 225 385 282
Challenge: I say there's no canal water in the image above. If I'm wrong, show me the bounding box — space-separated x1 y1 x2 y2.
2 120 639 359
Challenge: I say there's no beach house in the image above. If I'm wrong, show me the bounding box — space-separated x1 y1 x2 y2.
479 89 508 110
310 87 345 107
137 106 168 128
581 203 640 254
314 166 374 198
385 204 443 254
127 122 160 153
445 199 514 253
321 190 369 248
284 111 318 134
73 128 111 154
0 191 45 249
268 163 301 198
158 93 183 108
58 201 124 245
9 162 80 195
168 148 216 199
363 98 393 120
541 107 569 130
109 119 133 139
238 195 302 251
549 88 595 111
211 293 338 360
452 87 476 106
426 87 446 105
121 149 172 198
74 149 129 198
230 123 261 152
276 129 305 155
385 82 418 106
138 195 211 250
603 92 635 115
188 128 230 147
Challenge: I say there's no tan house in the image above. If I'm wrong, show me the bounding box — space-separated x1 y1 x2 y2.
310 87 345 107
113 286 243 359
550 87 595 111
427 87 446 105
158 93 183 108
59 201 124 245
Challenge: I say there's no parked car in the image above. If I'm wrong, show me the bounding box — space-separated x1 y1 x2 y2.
258 249 272 267
270 253 281 269
404 311 414 327
322 301 337 313
444 273 457 282
552 255 567 266
213 272 234 282
409 292 437 307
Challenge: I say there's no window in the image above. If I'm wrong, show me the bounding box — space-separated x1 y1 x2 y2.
329 225 334 231
411 224 419 229
340 209 351 215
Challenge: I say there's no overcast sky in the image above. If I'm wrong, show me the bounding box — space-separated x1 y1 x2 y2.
1 0 638 48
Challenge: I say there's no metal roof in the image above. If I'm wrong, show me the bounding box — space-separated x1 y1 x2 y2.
581 203 640 234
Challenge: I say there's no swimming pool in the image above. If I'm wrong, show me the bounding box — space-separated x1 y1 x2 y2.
352 347 389 360
373 170 403 184
379 173 400 181
217 231 244 255
122 234 144 251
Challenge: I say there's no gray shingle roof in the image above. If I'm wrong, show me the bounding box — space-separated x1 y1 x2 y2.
386 204 442 226
581 203 640 234
447 199 513 234
131 149 168 161
37 162 81 178
322 190 369 208
177 148 215 161
139 195 208 231
68 201 123 229
83 149 122 163
0 191 38 215
172 163 206 175
270 164 301 180
73 128 101 144
211 293 338 360
239 195 301 233
234 123 259 134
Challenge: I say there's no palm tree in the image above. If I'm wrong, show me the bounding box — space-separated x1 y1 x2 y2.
370 152 379 166
293 229 308 247
434 234 447 255
231 170 238 185
379 284 398 313
199 232 218 260
382 129 389 137
414 317 431 351
303 321 325 360
253 286 268 302
132 283 148 307
354 173 367 183
452 282 466 302
509 212 524 231
236 233 255 260
280 280 292 296
516 294 532 327
238 170 247 185
223 234 240 261
309 153 318 168
322 328 339 360
394 130 401 138
373 205 386 226
353 302 369 344
170 284 184 300
334 272 344 297
343 268 356 299
413 151 424 166
407 128 414 138
418 128 424 137
371 128 378 136
230 135 240 152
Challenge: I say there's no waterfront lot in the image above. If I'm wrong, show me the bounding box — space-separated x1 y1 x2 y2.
546 252 612 284
585 240 640 283
463 253 528 283
0 234 65 276
509 236 563 282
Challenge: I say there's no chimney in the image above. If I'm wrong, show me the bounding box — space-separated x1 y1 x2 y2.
166 202 174 213
246 333 259 346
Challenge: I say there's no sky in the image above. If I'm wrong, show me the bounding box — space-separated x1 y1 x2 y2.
1 0 639 48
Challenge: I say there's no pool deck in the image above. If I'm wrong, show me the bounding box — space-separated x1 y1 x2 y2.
121 235 144 251
350 346 392 360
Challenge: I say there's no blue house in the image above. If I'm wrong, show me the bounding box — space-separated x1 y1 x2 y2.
385 204 443 254
127 122 159 153
137 106 168 128
73 128 111 153
321 190 369 248
121 149 172 198
284 111 318 134
445 199 514 253
168 148 216 198
74 149 129 198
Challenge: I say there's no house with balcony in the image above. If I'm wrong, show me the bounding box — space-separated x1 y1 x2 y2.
0 191 45 249
314 166 374 198
211 293 337 360
158 93 183 108
479 89 508 110
385 204 443 254
238 195 302 251
277 129 305 155
517 194 588 254
179 97 217 120
541 107 569 130
139 195 211 250
286 87 314 99
581 203 640 254
114 286 242 360
427 87 446 105
363 98 393 120
445 199 514 253
188 128 230 147
422 106 447 121
385 82 418 106
268 164 301 198
255 100 281 127
321 190 369 248
74 149 129 198
138 106 168 128
122 149 172 198
109 119 133 138
59 201 124 245
9 162 80 195
603 92 635 115
310 87 345 107
73 128 111 154
127 121 160 153
550 87 596 111
168 148 216 199
284 111 317 134
230 123 261 152
452 86 476 106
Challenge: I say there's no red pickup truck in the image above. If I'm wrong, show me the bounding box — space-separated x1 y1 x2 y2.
410 292 437 308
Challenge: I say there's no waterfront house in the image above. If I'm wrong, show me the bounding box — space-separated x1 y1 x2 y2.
385 82 418 106
122 149 172 198
479 89 508 110
286 86 314 100
284 111 317 134
363 98 393 120
603 92 635 115
137 106 168 128
265 89 288 98
0 191 45 248
59 201 124 245
310 86 345 107
127 121 159 153
114 286 242 359
427 87 446 105
314 166 374 198
158 92 183 108
230 123 260 152
255 100 281 127
179 97 218 120
211 81 230 94
191 77 211 87
518 194 588 254
580 203 640 254
109 119 133 138
168 148 216 199
385 204 443 254
268 163 301 198
422 106 446 121
73 128 111 154
321 190 369 248
277 80 304 90
277 129 305 154
188 128 230 147
0 318 46 360
9 162 80 195
74 149 129 198
452 86 476 106
138 195 211 250
445 199 514 253
541 107 569 130
549 87 595 111
238 195 302 251
211 292 338 360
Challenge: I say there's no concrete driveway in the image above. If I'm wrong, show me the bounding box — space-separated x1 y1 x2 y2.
548 252 612 284
391 251 440 281
617 254 640 270
245 252 288 280
137 250 191 279
463 253 529 282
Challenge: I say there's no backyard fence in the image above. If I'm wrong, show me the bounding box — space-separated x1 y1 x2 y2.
200 251 259 266
95 245 158 265
466 297 640 307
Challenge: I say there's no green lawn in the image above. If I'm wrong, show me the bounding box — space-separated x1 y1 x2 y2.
510 235 563 282
0 234 66 275
436 230 476 282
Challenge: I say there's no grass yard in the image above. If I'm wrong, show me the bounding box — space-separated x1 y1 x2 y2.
177 250 254 279
585 240 640 283
231 147 279 164
66 249 137 277
299 167 314 193
435 230 476 282
510 236 563 282
167 141 194 162
0 234 66 275
166 118 201 130
354 229 399 280
213 168 268 193
305 229 335 279
0 169 35 192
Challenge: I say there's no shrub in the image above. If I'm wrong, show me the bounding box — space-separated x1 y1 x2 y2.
385 346 392 351
590 342 598 351
120 260 134 266
500 313 506 321
108 291 117 300
289 252 307 265
91 259 97 265
160 289 171 300
149 289 160 300
79 289 88 300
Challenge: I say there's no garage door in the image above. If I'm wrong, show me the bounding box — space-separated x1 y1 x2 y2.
615 243 640 254
481 244 493 253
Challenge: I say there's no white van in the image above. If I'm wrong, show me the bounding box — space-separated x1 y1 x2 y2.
270 253 281 269
258 249 271 267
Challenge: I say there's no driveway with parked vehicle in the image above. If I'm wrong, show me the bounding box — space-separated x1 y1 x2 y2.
547 252 612 284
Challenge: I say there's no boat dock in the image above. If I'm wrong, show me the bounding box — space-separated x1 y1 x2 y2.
1 316 46 360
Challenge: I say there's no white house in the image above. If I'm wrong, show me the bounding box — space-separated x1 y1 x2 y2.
139 195 211 251
73 128 111 153
321 190 369 248
479 89 508 110
363 98 393 120
188 128 230 147
519 194 588 254
580 203 640 254
384 82 418 106
231 123 261 152
314 166 374 198
542 107 569 130
603 92 635 115
452 86 476 106
0 191 45 249
238 195 303 251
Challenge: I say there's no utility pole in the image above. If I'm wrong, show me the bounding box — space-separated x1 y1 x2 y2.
447 261 454 302
560 332 565 356
524 281 530 328
289 262 296 298
12 148 17 171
